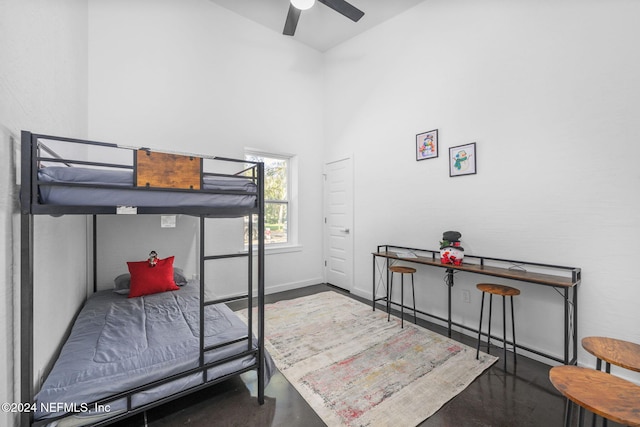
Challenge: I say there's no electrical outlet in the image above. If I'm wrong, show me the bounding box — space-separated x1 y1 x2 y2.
462 289 471 304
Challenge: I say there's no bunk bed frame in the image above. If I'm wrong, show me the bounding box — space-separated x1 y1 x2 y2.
19 131 266 427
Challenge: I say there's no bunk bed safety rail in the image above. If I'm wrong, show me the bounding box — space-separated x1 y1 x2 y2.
21 131 261 216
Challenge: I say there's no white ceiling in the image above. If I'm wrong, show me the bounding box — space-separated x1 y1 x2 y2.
208 0 425 52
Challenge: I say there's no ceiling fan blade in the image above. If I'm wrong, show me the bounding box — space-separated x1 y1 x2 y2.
317 0 364 22
283 4 301 36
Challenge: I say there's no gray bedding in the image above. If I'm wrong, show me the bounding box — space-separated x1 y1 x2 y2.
37 166 257 208
34 284 274 423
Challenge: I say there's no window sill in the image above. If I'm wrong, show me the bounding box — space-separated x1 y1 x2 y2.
245 244 303 255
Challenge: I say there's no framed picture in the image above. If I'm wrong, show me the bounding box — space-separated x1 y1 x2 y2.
449 142 476 177
416 129 438 161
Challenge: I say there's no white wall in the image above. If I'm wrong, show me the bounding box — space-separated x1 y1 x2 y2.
0 0 88 425
87 0 325 295
324 0 640 379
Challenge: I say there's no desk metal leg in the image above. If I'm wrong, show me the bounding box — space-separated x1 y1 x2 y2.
446 269 453 337
564 288 569 365
563 285 578 365
387 260 391 319
372 254 391 313
511 295 517 366
400 273 404 328
411 273 417 324
388 271 393 322
372 254 375 311
563 286 579 365
573 286 578 364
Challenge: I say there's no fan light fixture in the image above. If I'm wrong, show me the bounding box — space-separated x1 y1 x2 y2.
284 0 364 36
291 0 315 11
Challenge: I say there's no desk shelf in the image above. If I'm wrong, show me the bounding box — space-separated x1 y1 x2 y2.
374 250 580 288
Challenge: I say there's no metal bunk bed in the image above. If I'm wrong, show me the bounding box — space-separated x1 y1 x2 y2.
19 131 267 426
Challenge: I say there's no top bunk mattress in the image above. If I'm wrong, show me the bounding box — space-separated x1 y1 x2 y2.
37 166 257 209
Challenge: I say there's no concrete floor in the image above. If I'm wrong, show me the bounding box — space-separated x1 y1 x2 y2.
109 284 619 427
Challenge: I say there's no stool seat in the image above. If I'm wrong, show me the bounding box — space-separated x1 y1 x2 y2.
389 266 417 274
582 336 640 373
476 283 521 297
549 365 640 426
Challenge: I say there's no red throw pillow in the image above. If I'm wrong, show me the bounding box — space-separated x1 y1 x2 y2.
127 256 180 298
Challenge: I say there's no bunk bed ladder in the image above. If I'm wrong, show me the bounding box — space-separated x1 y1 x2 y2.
196 158 265 404
198 216 259 382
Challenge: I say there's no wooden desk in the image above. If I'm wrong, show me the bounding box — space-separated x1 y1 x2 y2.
549 366 640 426
372 245 581 365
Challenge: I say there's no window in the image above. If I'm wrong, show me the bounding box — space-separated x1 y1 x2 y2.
245 151 292 246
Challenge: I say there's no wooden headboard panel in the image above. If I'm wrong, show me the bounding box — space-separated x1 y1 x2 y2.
134 149 202 190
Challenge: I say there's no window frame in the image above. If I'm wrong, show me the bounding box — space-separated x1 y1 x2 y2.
245 149 299 252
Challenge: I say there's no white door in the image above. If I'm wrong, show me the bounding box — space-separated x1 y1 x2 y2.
323 157 354 292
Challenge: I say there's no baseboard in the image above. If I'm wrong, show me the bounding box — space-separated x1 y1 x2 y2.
265 277 324 295
212 277 324 301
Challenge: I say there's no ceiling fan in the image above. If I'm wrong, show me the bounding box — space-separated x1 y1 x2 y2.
283 0 365 36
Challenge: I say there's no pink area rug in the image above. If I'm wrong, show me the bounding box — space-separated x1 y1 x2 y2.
239 291 497 426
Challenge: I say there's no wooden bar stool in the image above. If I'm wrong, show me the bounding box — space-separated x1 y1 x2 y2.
581 336 640 427
549 365 640 427
387 265 417 328
582 336 640 374
475 283 520 371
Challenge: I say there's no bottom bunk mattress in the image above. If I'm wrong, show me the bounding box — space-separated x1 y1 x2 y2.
34 283 274 426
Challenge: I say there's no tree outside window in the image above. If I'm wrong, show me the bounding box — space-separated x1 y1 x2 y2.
245 153 289 246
